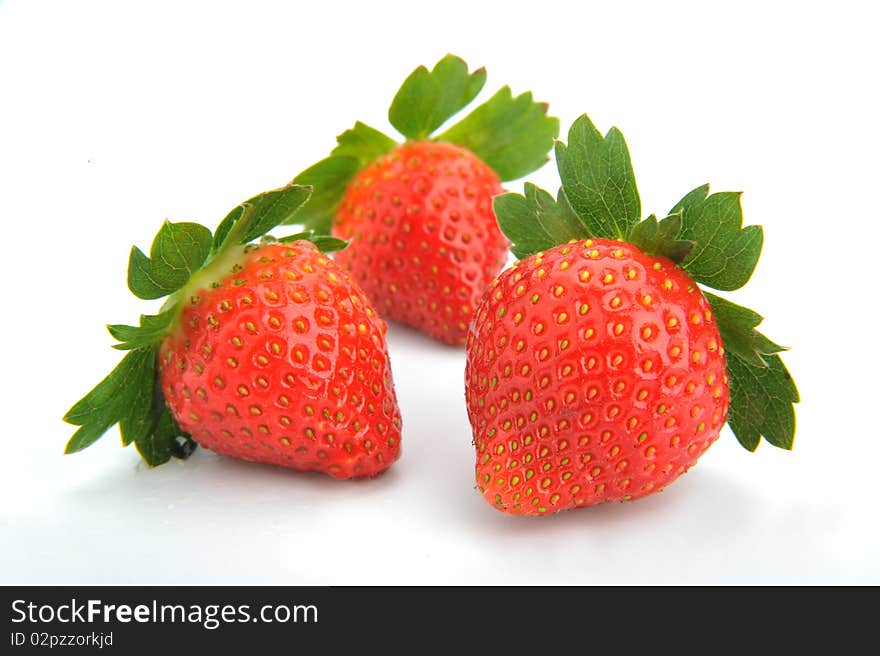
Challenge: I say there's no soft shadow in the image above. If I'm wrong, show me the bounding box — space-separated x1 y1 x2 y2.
64 447 401 504
384 320 466 352
458 468 759 537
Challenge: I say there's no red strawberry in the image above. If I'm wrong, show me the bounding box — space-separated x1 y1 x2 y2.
469 114 799 515
65 184 402 478
291 55 558 344
332 140 506 343
466 239 729 512
160 241 400 478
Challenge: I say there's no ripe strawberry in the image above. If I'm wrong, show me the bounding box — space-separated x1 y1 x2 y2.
467 239 729 512
65 184 402 478
469 114 799 515
160 241 400 478
332 140 506 343
291 55 558 344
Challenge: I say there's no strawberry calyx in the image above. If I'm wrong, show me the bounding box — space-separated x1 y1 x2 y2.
289 54 560 233
64 184 347 466
493 114 799 452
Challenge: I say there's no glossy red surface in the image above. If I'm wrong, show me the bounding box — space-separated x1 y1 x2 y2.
333 141 507 345
465 239 730 514
159 242 402 478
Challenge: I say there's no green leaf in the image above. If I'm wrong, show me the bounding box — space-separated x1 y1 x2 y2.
702 295 797 452
439 86 560 181
493 192 555 259
493 183 591 259
629 212 695 264
64 346 196 465
289 156 361 233
670 185 764 291
388 54 486 140
127 221 213 300
331 121 396 167
526 184 588 243
704 292 787 367
133 396 194 466
212 205 243 253
555 114 641 240
107 309 176 351
64 348 155 453
726 352 799 451
118 354 158 446
220 184 312 248
278 231 349 253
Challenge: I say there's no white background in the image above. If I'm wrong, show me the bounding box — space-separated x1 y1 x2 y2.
1 0 877 584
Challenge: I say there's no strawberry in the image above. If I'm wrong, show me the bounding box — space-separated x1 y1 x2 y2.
332 140 506 343
467 115 799 515
65 184 402 478
290 55 558 344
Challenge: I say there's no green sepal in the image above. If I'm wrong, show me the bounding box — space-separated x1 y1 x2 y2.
292 54 559 234
702 292 797 451
288 156 361 233
726 352 799 451
107 309 177 351
388 54 486 140
278 231 348 253
555 114 642 240
495 113 798 455
704 292 787 367
134 389 196 467
331 121 396 167
439 87 560 181
671 184 764 291
211 205 242 253
118 351 159 447
65 349 153 453
127 221 213 300
68 181 317 466
64 347 195 465
494 183 589 259
629 212 695 264
215 183 312 250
